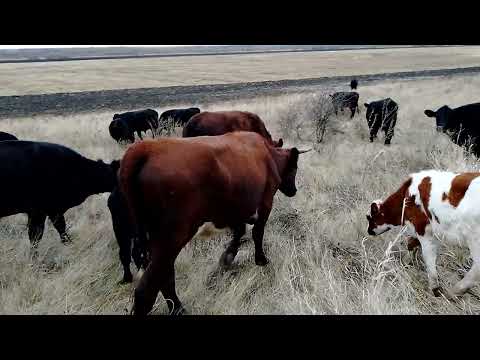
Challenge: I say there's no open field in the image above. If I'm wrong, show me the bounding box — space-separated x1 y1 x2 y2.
1 46 480 96
1 74 480 314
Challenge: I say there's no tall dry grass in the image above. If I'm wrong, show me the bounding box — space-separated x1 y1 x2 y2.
1 74 480 314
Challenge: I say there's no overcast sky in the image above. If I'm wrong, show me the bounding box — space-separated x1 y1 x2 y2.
0 45 198 50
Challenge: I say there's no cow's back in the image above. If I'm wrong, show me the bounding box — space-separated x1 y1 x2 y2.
453 103 480 130
183 111 273 143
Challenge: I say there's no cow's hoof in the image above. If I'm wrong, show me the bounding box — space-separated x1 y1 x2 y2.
384 142 391 146
118 274 133 285
255 255 269 266
219 251 236 268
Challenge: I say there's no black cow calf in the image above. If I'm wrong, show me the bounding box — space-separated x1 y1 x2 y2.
0 141 119 246
110 109 159 143
424 103 480 157
107 187 148 283
0 132 18 141
331 92 360 119
160 108 201 126
364 98 399 145
158 108 201 134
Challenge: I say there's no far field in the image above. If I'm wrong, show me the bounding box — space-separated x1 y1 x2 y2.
1 46 480 96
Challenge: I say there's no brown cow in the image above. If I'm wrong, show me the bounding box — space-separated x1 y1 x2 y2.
182 110 283 147
119 131 309 315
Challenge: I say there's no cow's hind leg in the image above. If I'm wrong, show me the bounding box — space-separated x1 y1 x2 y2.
132 231 184 316
219 223 246 268
49 213 71 244
448 241 480 298
27 212 47 248
252 201 273 266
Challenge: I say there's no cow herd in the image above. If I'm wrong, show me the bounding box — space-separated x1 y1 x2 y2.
2 77 480 314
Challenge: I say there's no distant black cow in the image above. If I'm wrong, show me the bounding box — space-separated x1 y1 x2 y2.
331 92 360 118
0 132 18 141
364 98 399 145
350 79 358 90
0 141 119 246
110 109 159 143
424 103 480 157
107 186 147 283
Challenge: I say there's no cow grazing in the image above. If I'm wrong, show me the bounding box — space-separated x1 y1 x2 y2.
0 132 18 141
108 186 147 283
110 109 159 143
350 79 358 90
183 111 283 147
119 131 310 315
364 98 399 145
159 107 201 129
424 103 480 157
330 92 359 119
0 140 119 246
366 170 480 299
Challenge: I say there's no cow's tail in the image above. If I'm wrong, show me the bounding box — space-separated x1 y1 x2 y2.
119 144 149 268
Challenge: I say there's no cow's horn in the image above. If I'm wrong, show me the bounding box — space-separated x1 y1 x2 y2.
298 148 313 154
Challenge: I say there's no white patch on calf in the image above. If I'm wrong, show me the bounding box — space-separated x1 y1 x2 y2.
192 222 227 240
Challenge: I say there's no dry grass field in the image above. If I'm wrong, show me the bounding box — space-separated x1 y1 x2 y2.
1 73 480 314
1 46 480 96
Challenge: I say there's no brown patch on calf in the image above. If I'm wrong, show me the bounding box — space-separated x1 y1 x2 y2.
443 173 480 207
401 194 430 236
418 177 432 220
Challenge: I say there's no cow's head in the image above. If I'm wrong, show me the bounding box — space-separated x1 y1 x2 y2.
366 200 394 236
278 148 311 197
424 105 453 133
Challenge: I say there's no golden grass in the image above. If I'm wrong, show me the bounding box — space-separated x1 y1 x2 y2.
1 46 480 96
1 74 480 314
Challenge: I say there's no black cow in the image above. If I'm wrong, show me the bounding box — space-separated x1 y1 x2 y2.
331 92 360 118
424 103 480 157
110 109 159 143
364 98 399 145
350 79 358 90
107 187 147 283
0 132 18 141
0 141 119 246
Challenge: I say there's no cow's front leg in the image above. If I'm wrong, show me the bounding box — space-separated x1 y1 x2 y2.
418 235 441 296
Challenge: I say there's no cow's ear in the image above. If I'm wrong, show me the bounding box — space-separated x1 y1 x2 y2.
364 103 370 108
424 110 436 118
277 138 284 148
371 202 379 215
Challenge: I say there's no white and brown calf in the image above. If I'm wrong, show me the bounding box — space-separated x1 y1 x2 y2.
366 170 480 299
